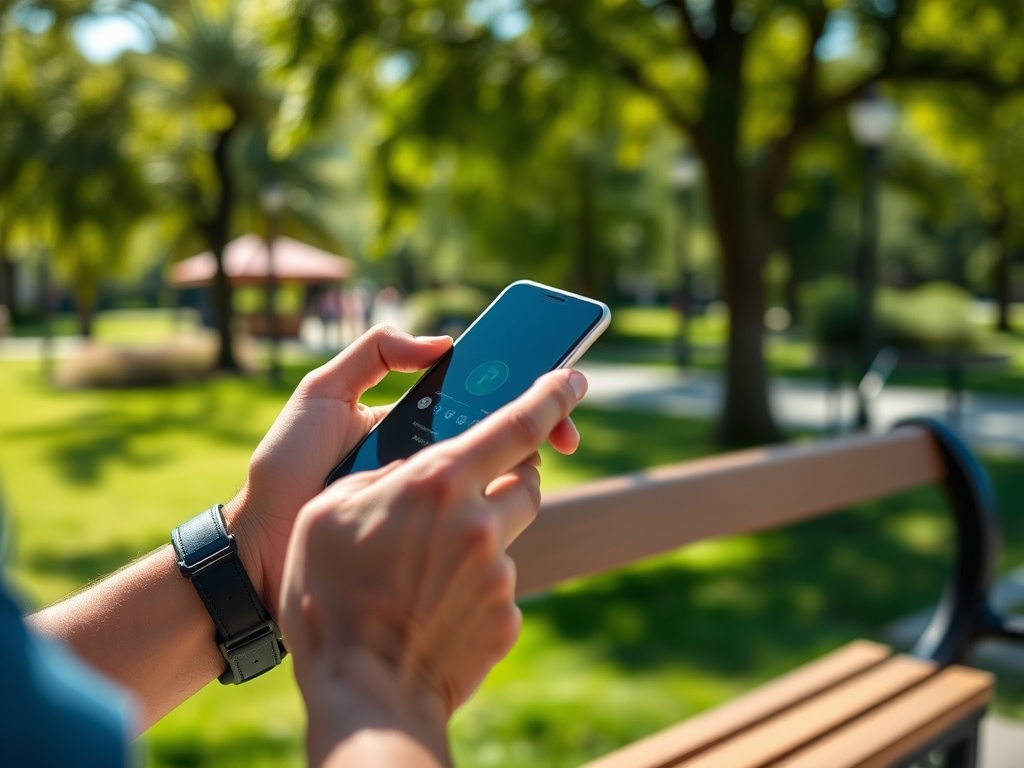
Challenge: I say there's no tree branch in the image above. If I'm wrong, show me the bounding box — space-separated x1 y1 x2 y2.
887 58 1022 93
604 39 698 135
785 1 915 148
655 0 712 70
715 0 735 39
791 6 828 124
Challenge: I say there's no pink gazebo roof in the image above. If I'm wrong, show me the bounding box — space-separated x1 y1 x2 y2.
170 234 352 287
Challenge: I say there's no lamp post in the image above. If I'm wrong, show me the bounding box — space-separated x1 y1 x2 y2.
847 84 896 429
38 246 53 383
670 150 700 369
260 181 286 385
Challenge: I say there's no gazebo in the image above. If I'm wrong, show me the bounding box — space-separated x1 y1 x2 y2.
169 234 352 287
170 234 352 337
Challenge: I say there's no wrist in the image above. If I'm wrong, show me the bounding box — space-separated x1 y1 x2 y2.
299 649 450 766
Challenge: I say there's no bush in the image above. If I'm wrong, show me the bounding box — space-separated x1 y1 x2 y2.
801 278 981 352
55 334 256 388
404 286 492 337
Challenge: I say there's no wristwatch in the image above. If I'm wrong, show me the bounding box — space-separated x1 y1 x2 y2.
171 505 286 684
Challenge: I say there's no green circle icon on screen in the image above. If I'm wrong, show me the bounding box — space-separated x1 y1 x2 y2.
466 360 510 396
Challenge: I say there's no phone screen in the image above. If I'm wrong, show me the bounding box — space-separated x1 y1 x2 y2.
325 282 608 484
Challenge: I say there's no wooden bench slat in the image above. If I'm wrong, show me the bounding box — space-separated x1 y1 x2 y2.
514 426 945 596
673 655 936 768
581 641 891 768
773 666 994 768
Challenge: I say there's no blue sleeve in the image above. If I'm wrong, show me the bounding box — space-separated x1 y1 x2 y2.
0 576 138 768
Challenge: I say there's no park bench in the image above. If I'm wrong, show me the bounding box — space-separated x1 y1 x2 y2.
509 418 1024 768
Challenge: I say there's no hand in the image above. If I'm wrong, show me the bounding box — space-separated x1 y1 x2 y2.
226 325 583 617
279 368 588 765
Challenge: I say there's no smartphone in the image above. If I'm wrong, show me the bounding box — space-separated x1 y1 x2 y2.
324 280 611 485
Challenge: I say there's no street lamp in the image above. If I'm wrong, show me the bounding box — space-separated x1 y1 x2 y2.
670 150 700 368
847 84 896 429
260 180 287 385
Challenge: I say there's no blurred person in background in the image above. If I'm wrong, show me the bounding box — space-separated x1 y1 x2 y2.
1 326 588 767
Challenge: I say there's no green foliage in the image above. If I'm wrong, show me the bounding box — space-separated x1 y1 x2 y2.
802 277 982 351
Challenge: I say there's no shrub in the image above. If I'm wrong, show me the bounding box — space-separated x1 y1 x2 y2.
55 334 256 388
801 278 981 352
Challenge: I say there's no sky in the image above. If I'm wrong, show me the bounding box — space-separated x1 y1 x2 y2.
72 14 152 62
71 4 855 64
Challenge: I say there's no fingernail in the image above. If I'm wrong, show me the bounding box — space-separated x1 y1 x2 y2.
568 370 587 399
416 335 452 343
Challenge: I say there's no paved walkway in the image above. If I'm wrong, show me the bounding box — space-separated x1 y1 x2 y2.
577 361 1024 458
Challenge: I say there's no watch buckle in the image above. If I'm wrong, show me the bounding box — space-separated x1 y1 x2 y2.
218 619 284 685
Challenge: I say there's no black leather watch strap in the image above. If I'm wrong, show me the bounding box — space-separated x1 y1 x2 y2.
171 505 286 684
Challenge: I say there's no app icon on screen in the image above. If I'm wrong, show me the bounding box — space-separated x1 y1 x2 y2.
466 360 510 396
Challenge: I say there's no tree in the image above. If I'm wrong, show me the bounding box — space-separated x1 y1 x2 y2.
519 0 1024 445
0 13 151 336
902 87 1024 331
138 1 281 371
271 0 676 302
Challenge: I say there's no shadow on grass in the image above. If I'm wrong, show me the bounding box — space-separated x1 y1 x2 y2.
521 483 985 683
531 407 1024 683
2 379 292 486
147 729 301 768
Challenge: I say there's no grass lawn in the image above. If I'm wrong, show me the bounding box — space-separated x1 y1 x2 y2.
3 347 1024 767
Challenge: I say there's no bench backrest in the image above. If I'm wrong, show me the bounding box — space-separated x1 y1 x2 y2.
509 420 1001 665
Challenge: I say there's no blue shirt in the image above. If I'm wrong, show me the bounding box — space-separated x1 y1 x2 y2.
0 571 137 767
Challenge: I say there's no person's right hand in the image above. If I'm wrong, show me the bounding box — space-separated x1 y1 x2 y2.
278 368 588 766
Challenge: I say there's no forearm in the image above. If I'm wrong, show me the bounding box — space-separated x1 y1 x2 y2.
27 542 226 732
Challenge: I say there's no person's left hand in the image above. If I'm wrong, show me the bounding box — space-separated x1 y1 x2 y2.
224 325 582 617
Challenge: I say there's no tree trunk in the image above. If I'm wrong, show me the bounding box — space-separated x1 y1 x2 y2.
0 220 16 319
73 262 97 338
992 207 1012 333
207 121 241 372
695 25 782 448
572 152 599 298
0 253 15 319
780 218 800 326
707 179 782 447
76 300 95 338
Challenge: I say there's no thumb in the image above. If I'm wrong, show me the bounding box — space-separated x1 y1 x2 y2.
303 326 452 403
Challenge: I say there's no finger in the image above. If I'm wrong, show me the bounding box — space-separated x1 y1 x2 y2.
304 326 452 402
484 464 542 546
547 417 581 455
364 403 395 428
447 369 587 486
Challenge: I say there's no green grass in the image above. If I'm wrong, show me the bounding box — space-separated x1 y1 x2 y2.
9 308 202 342
3 349 1024 767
